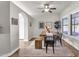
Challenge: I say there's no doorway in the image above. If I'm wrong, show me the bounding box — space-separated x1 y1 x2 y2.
19 13 28 41
19 13 24 40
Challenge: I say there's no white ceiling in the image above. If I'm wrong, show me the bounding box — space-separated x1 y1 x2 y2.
20 1 71 16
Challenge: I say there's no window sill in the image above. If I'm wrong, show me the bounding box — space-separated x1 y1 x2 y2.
63 33 79 50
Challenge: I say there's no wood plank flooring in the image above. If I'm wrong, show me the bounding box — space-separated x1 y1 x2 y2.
10 40 75 57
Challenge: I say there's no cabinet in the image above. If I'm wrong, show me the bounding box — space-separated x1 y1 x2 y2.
35 38 42 49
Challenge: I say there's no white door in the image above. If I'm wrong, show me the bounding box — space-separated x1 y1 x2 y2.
19 13 24 40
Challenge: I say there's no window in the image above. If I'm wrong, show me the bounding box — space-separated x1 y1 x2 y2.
62 18 69 34
71 12 79 36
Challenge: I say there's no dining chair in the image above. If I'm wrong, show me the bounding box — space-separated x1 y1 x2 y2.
56 32 62 46
45 36 55 53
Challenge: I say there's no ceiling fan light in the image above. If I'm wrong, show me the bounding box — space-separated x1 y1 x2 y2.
44 8 49 12
45 6 48 8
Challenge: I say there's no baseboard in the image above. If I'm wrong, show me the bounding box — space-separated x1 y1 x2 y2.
1 47 19 57
63 40 79 57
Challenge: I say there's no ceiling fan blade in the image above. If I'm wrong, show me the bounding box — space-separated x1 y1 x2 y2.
50 8 56 10
49 10 52 13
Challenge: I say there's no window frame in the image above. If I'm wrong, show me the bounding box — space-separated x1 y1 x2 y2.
62 18 69 34
71 12 79 36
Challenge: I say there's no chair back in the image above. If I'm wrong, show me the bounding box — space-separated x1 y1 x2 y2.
58 32 62 39
45 36 53 41
53 35 58 41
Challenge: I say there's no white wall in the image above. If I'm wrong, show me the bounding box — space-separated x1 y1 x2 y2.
33 13 59 37
10 2 21 52
60 2 79 17
0 1 33 56
60 1 79 50
0 1 10 56
10 1 34 50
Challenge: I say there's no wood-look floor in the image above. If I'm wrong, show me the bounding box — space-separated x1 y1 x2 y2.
10 40 75 57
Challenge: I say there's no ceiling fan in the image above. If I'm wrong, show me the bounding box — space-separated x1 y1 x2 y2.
38 3 56 13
